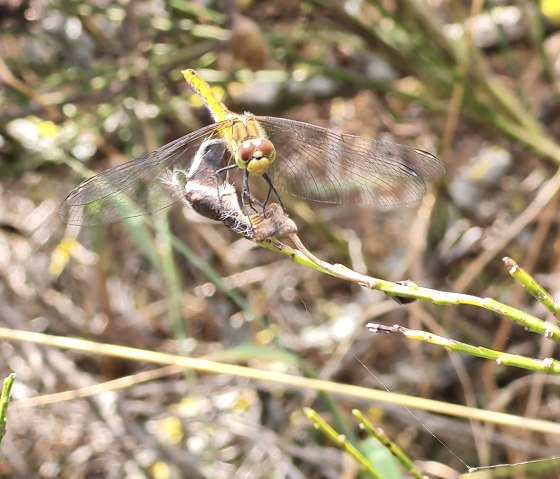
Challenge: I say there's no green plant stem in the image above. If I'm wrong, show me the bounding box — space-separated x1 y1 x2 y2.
503 256 560 318
304 408 384 479
0 373 15 443
257 240 560 345
352 409 425 479
366 324 560 374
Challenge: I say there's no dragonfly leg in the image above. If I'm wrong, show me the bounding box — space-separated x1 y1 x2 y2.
262 173 286 213
215 164 237 201
241 170 262 213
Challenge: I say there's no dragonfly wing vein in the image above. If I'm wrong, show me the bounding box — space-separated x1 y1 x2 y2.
60 121 233 225
258 117 444 207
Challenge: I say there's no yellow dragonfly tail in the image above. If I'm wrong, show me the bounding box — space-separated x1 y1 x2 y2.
182 69 231 123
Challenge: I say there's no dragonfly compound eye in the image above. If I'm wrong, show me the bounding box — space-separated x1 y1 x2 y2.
254 138 276 164
235 140 257 169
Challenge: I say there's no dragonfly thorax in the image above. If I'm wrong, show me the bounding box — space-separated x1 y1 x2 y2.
234 137 276 176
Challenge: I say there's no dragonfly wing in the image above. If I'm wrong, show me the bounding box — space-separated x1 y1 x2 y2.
60 121 233 225
257 117 445 207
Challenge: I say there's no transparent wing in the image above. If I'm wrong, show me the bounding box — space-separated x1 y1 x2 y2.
257 117 445 207
60 120 234 225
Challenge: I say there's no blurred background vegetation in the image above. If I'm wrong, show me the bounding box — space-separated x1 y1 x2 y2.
1 0 560 477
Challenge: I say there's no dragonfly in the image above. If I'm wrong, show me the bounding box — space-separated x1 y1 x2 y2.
60 69 445 226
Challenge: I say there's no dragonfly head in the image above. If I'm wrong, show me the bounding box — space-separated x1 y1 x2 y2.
235 138 276 175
